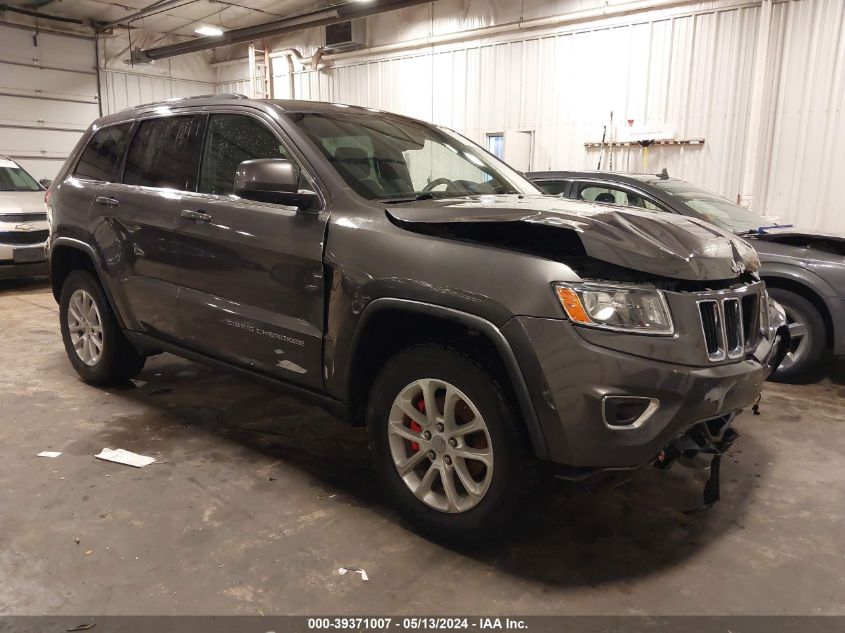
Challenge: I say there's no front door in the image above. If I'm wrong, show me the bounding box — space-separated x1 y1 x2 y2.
175 112 327 390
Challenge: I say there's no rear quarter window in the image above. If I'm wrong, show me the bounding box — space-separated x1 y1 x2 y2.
73 123 132 182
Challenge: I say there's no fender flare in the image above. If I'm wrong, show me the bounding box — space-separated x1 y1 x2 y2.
50 237 127 329
349 297 550 460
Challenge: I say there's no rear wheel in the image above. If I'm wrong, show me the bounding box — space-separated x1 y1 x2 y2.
768 287 826 382
59 269 145 386
367 344 536 542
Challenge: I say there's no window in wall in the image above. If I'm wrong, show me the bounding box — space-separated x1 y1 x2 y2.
199 114 295 196
123 116 203 191
73 123 132 182
486 134 504 160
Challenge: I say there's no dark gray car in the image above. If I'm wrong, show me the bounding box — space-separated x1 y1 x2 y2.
528 170 845 381
47 96 788 541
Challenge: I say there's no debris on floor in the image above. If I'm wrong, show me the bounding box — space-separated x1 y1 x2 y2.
37 451 62 458
95 448 156 468
338 566 369 581
130 379 148 388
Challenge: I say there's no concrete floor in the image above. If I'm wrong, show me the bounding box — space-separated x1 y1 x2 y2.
1 279 844 616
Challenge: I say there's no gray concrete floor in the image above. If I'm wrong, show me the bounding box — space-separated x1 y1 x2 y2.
1 279 844 616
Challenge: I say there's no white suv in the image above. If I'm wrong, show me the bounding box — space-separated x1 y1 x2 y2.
0 155 49 279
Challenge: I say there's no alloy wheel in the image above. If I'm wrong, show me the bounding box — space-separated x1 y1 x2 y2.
387 378 494 513
67 289 104 367
779 304 809 371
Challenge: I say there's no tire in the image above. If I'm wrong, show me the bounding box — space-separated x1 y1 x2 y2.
59 269 145 386
768 287 826 383
367 344 537 543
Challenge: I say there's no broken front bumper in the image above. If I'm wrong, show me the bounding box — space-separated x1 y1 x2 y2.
503 315 790 469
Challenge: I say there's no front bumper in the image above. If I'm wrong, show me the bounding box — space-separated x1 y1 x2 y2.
504 316 789 469
0 241 49 279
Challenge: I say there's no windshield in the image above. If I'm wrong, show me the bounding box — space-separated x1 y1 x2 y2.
652 179 767 233
288 110 539 201
0 158 42 192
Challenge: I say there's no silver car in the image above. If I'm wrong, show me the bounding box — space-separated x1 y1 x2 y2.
0 155 49 279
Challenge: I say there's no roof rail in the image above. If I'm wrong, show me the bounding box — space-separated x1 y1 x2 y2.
123 93 249 112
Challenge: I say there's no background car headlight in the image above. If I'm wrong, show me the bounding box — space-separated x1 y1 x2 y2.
554 283 674 335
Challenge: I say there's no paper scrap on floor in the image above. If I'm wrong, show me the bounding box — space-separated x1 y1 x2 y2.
37 451 62 458
95 448 155 468
338 567 369 581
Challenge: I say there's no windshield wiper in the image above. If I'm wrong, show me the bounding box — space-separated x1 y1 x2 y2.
379 193 436 204
737 224 794 236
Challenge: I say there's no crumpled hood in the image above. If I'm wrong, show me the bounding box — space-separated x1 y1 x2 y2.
0 191 45 214
386 195 760 281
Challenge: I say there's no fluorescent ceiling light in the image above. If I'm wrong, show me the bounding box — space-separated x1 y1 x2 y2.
195 26 224 36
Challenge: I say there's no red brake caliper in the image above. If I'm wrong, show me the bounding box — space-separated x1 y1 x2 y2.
409 399 425 452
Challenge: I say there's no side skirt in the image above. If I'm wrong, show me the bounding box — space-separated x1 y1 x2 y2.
125 331 349 421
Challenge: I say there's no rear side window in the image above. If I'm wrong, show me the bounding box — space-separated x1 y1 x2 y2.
123 116 203 191
199 114 294 195
73 123 132 182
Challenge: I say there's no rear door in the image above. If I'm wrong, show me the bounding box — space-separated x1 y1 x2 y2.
175 110 328 389
94 113 205 339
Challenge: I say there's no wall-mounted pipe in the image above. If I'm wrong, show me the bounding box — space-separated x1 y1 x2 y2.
131 0 433 63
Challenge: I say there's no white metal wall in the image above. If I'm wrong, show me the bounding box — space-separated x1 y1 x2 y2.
0 24 99 181
755 0 845 231
216 0 845 233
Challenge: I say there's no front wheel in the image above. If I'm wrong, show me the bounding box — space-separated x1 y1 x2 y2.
367 344 537 542
768 287 827 382
59 269 145 386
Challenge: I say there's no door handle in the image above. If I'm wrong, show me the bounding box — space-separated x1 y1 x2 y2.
94 196 119 207
180 209 212 222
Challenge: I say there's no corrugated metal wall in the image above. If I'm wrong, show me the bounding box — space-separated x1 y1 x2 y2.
218 0 842 232
755 0 845 230
100 69 216 114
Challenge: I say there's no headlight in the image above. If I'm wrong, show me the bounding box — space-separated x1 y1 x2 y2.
554 283 674 335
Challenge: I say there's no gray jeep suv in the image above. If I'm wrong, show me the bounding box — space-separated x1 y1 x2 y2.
47 95 788 540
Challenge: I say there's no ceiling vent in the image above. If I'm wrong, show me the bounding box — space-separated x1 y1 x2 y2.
325 19 365 52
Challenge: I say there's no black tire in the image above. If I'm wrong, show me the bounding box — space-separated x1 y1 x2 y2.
59 269 145 386
768 287 826 383
367 344 537 543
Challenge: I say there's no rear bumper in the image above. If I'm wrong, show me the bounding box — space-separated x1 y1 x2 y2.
504 316 788 468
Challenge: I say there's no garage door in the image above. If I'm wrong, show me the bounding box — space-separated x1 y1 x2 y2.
0 24 99 182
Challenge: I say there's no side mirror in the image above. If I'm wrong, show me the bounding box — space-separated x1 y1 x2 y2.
233 159 317 210
39 178 52 188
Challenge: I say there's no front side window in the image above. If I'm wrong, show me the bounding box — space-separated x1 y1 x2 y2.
73 123 132 182
0 157 41 192
123 116 203 191
535 180 570 196
578 184 663 212
199 114 295 195
289 111 537 201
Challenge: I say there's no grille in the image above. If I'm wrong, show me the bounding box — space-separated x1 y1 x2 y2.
0 213 48 223
698 293 760 362
0 230 49 245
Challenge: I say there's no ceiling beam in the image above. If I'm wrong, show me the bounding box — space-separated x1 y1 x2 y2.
130 0 434 63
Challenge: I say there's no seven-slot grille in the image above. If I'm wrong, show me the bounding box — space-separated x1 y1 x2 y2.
698 292 760 361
